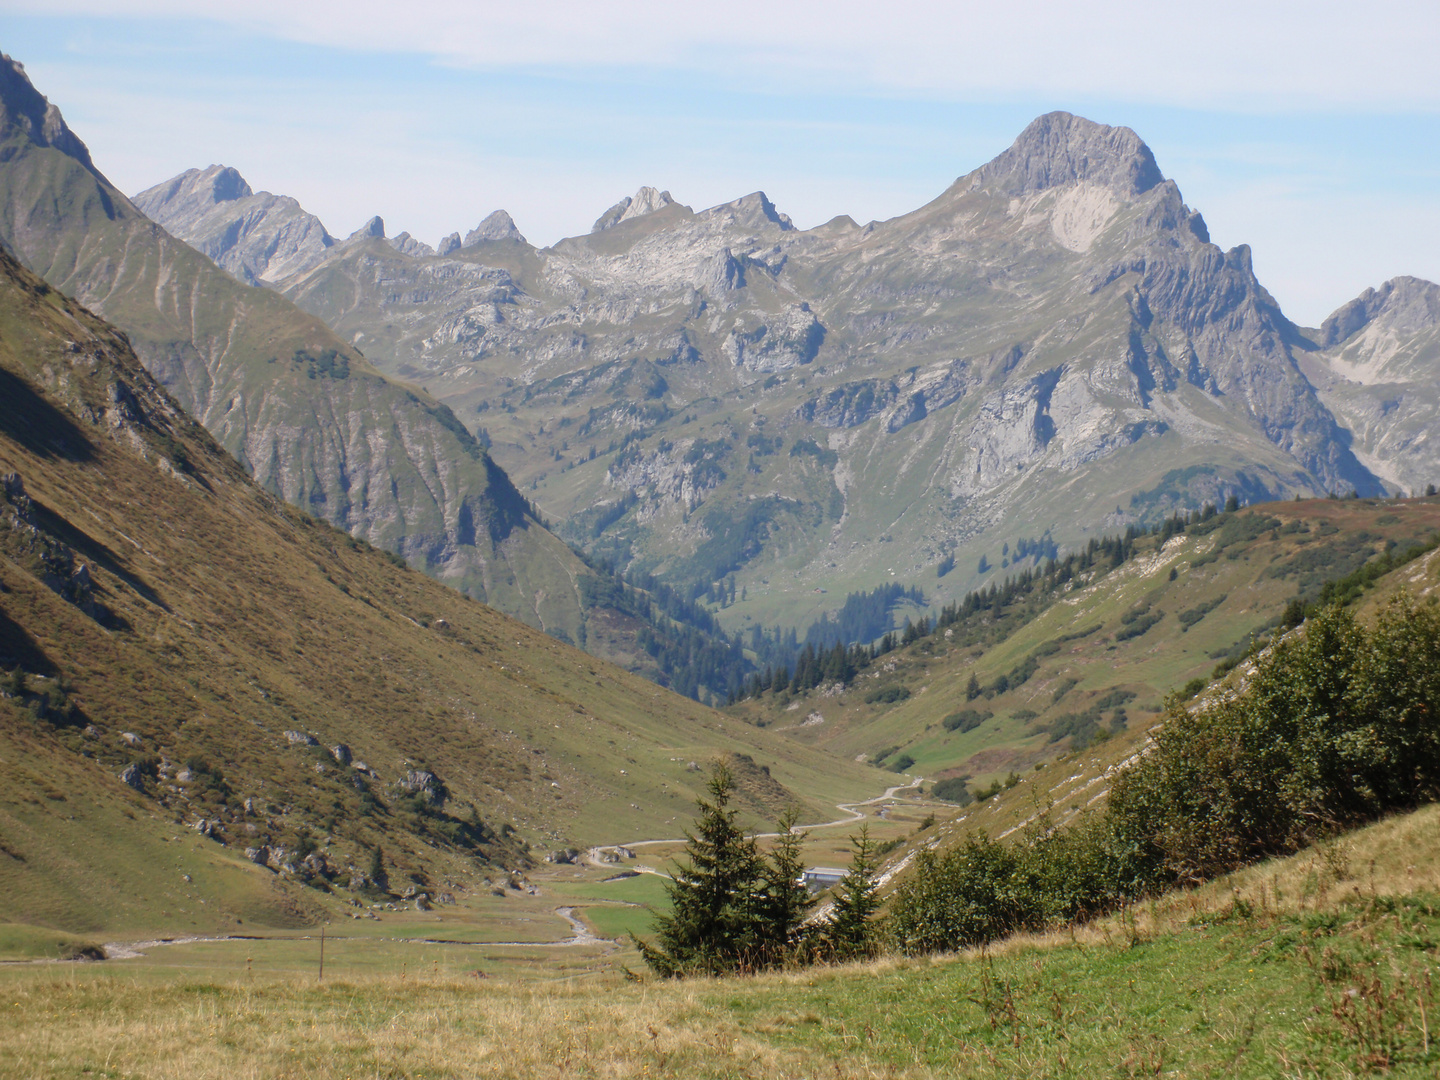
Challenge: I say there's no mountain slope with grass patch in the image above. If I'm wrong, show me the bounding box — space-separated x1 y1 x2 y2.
0 249 877 937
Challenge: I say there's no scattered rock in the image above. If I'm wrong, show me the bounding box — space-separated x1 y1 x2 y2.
82 724 99 739
120 732 141 747
396 769 447 807
242 796 255 815
330 743 352 766
245 845 270 866
175 767 194 783
118 763 145 790
284 730 319 746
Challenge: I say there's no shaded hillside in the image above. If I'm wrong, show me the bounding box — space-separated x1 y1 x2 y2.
0 250 875 934
0 53 594 634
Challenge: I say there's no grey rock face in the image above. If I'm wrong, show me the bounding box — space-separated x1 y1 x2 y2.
463 210 525 247
970 110 1163 198
349 215 385 241
592 186 676 232
118 763 145 790
133 165 336 287
1299 277 1440 494
388 231 434 258
330 743 352 766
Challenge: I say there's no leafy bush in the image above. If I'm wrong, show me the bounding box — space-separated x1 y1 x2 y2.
889 754 916 773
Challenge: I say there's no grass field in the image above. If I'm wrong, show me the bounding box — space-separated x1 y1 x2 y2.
4 805 1437 1078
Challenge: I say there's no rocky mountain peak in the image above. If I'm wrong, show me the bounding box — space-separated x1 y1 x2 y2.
592 186 677 232
1320 276 1440 346
463 210 526 247
708 191 795 232
134 165 253 219
970 111 1164 199
0 54 97 173
349 215 386 241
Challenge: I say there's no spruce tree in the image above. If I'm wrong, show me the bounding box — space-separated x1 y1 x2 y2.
824 824 880 960
635 762 764 976
753 807 815 964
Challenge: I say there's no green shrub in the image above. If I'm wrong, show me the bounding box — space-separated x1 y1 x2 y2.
942 708 991 733
930 777 973 804
865 684 911 705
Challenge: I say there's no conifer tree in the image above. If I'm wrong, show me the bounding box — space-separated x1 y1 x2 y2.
824 824 880 960
635 762 764 976
753 807 815 964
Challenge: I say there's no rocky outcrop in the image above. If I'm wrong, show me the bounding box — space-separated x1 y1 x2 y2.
724 305 824 372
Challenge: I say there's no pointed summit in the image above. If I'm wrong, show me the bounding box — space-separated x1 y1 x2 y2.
0 53 96 173
134 165 335 286
349 215 385 241
592 186 676 232
463 210 525 247
971 111 1164 199
134 165 253 215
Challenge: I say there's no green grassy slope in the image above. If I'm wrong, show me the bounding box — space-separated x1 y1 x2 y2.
730 497 1440 793
0 249 879 936
3 804 1438 1077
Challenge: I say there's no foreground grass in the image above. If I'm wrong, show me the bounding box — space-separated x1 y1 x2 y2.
4 814 1439 1079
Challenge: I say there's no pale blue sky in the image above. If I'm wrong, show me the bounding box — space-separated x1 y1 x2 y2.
3 1 1438 325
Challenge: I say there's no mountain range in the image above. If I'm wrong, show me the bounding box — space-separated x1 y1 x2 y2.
133 113 1439 644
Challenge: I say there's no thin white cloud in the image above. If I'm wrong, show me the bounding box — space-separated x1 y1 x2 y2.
10 0 1440 111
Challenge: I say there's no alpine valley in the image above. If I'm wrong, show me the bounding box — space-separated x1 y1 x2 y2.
3 37 1440 1008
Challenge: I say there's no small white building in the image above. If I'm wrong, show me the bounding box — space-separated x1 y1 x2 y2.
802 867 847 893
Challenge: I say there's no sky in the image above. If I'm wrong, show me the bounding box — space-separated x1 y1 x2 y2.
2 1 1438 326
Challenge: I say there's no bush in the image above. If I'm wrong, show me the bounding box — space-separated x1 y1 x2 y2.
942 708 991 733
865 684 911 705
931 777 973 804
889 596 1440 955
889 754 916 773
1109 597 1440 888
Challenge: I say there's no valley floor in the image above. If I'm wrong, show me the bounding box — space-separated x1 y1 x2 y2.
4 804 1438 1078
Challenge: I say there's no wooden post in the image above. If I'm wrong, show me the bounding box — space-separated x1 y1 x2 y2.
318 925 325 982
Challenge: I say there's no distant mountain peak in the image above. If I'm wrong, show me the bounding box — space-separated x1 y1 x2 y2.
463 209 525 246
592 186 676 232
138 165 253 212
1320 276 1440 346
971 111 1164 199
0 53 97 173
350 215 385 241
708 190 794 232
